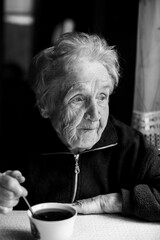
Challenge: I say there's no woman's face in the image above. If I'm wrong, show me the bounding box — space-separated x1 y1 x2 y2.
50 59 112 153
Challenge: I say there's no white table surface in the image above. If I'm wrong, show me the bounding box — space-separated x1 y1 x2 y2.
0 211 160 240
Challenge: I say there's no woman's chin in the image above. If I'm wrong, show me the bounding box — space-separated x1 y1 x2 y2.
69 138 99 153
70 146 92 154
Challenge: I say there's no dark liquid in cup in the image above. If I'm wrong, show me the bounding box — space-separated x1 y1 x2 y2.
33 208 73 221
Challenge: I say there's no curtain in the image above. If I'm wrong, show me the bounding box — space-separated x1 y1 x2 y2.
132 0 160 150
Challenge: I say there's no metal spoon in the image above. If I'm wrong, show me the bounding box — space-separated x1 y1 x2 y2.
22 196 34 216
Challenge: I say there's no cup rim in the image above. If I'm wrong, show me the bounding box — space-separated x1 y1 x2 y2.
27 202 77 222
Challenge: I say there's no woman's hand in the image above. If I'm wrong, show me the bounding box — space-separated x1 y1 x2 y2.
73 193 122 214
0 170 28 214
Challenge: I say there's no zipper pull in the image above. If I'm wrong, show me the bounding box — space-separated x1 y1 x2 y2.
74 154 80 174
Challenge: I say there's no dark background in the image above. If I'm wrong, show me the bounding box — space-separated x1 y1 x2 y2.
0 0 139 163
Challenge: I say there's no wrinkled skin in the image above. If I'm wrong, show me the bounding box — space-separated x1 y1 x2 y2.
51 59 112 153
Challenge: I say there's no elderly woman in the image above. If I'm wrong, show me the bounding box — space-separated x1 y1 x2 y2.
0 32 160 221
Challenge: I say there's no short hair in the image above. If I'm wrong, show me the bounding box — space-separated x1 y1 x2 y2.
29 32 120 116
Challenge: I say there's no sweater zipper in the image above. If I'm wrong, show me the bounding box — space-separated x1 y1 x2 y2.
70 143 117 203
41 142 117 202
71 154 80 203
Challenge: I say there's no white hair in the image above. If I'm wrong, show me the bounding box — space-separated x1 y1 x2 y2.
29 32 120 116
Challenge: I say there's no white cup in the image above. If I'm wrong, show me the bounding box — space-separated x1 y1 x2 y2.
27 202 77 240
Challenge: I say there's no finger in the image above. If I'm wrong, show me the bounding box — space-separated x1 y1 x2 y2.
73 196 103 214
0 185 25 202
0 206 13 215
0 198 19 208
3 170 25 183
0 174 28 197
0 185 15 200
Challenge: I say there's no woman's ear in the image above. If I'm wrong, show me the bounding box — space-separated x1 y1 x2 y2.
39 107 49 118
37 102 49 118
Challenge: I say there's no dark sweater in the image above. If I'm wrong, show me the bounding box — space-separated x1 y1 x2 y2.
18 115 160 221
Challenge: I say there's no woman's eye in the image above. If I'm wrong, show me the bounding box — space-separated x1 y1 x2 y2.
70 95 85 104
98 93 108 101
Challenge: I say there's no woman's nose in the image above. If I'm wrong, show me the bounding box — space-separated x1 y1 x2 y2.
84 100 100 121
